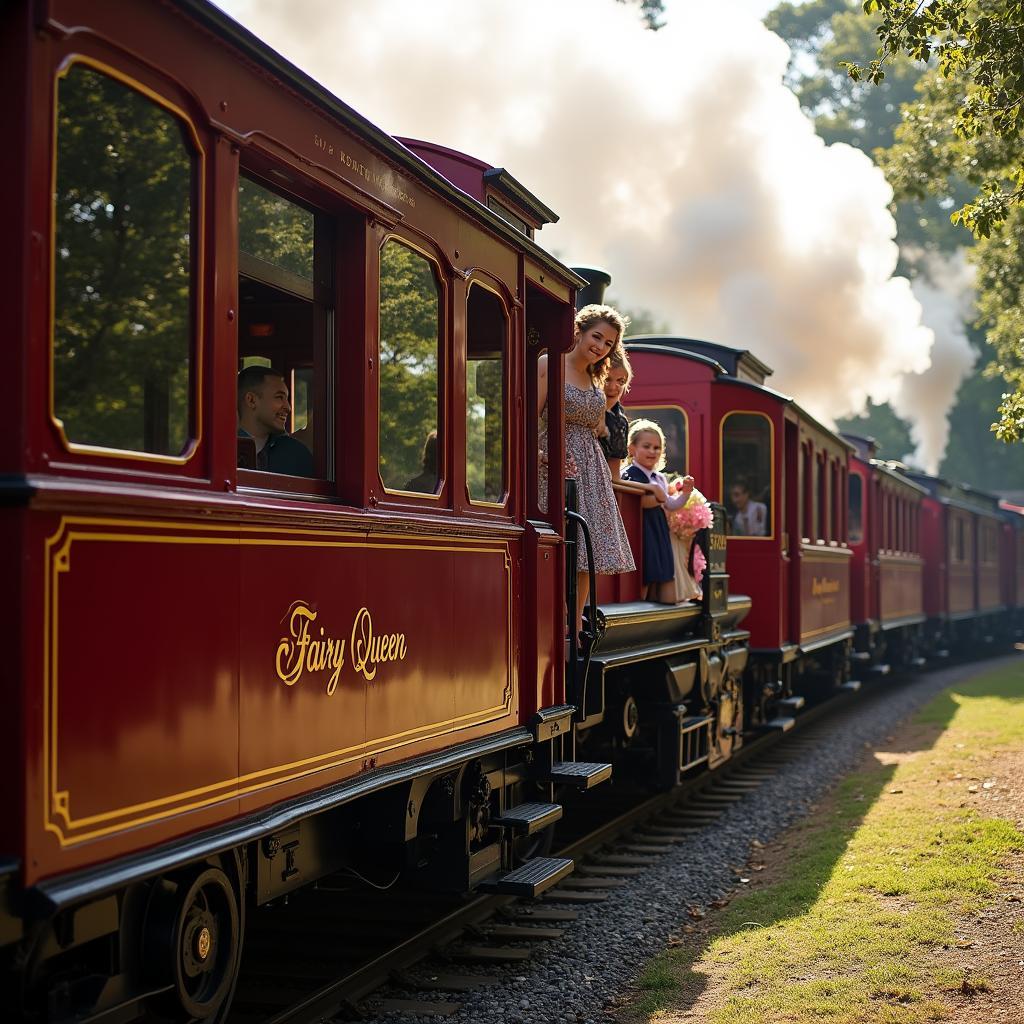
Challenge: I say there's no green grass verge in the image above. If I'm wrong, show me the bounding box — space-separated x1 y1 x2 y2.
627 662 1024 1024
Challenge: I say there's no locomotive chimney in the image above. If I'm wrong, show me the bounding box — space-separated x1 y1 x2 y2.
571 266 612 310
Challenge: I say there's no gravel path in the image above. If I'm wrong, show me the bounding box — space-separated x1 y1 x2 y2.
364 654 1021 1024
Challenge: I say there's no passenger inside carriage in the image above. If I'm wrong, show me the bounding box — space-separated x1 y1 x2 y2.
728 477 768 536
237 365 314 477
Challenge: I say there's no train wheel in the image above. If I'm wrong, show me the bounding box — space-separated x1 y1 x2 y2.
145 865 241 1022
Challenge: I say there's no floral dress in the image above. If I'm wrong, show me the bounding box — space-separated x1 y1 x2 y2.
542 382 635 574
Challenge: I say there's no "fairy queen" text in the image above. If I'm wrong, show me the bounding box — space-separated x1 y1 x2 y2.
275 601 408 694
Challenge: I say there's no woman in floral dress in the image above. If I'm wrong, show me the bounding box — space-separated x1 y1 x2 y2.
539 304 635 636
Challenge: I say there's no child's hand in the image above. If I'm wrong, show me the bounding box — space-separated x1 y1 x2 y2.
680 474 695 494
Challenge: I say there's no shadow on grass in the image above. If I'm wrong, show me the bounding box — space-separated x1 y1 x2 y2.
626 665 1023 1022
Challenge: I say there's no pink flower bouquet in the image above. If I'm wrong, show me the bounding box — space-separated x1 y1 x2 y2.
666 488 713 585
666 488 713 539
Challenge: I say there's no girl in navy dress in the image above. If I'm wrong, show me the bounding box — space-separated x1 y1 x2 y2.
622 418 694 602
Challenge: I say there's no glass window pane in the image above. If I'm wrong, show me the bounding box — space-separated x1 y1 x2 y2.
379 240 441 494
623 406 687 477
54 64 193 456
723 413 772 537
466 285 507 504
238 177 314 281
849 474 863 544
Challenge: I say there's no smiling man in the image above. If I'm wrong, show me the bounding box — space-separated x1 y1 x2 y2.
237 366 314 477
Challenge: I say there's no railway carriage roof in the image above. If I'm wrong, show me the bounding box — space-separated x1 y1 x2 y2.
902 469 1004 517
173 0 583 289
865 459 930 497
626 337 854 453
628 335 774 383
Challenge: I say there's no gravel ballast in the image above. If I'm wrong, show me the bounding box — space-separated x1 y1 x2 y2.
363 655 1020 1024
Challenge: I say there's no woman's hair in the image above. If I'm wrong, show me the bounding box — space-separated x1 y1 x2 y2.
606 348 633 392
627 417 667 472
575 303 629 385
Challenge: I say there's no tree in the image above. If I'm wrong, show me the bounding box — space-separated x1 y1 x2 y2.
378 240 442 491
766 0 966 254
616 0 665 30
54 64 193 456
836 400 915 461
842 0 1024 441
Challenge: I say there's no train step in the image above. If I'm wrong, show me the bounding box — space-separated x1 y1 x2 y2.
478 856 574 898
543 761 612 790
492 801 562 836
850 650 872 663
910 656 927 668
841 679 862 692
762 716 796 732
871 663 892 675
775 695 805 712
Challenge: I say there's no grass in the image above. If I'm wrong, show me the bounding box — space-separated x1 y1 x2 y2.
624 662 1024 1024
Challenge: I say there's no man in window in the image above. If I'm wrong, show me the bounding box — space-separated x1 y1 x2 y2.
237 366 314 477
729 477 768 536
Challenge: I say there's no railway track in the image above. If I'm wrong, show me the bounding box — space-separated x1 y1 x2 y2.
227 674 873 1023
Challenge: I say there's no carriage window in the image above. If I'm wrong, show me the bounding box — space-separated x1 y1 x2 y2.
953 517 966 563
818 456 828 541
849 474 863 544
466 285 507 504
239 178 314 280
378 240 442 495
237 176 332 481
722 413 772 537
53 64 195 457
624 406 688 477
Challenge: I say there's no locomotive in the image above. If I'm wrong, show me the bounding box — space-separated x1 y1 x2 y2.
2 2 1021 1022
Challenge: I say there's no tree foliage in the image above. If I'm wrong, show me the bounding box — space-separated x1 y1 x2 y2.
378 240 441 492
616 0 665 30
841 0 1024 440
835 400 914 461
54 64 192 455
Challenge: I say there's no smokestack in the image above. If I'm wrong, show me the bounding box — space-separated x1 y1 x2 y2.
572 266 611 310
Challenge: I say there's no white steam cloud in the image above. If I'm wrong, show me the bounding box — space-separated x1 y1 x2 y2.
891 252 976 472
218 0 966 469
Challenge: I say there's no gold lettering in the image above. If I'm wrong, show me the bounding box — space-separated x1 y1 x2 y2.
276 601 346 695
811 576 842 597
277 601 407 693
351 606 408 683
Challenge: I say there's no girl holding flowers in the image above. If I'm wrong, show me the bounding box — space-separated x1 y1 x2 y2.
622 419 712 603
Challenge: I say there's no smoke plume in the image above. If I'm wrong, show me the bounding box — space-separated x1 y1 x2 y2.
891 252 976 472
218 0 964 467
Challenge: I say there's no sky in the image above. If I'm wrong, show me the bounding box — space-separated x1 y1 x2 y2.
215 0 973 472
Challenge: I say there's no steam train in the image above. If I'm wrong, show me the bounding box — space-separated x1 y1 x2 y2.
1 2 1021 1021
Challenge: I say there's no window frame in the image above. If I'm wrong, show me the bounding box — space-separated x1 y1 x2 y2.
621 403 690 480
848 471 864 545
375 233 449 505
463 278 512 512
719 410 776 542
49 54 205 466
235 171 336 493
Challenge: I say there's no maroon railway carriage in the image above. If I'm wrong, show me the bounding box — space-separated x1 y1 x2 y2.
999 500 1024 637
843 435 927 670
903 471 1011 651
624 338 857 723
0 1 616 1018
